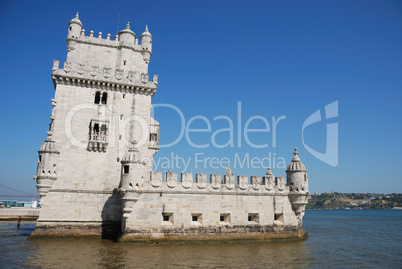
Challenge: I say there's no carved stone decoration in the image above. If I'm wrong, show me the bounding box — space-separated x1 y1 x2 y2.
150 171 162 187
103 67 111 78
251 176 261 190
223 164 235 190
52 60 59 71
210 174 221 189
223 175 235 190
121 191 140 218
196 173 207 189
165 170 177 188
115 69 123 80
276 177 286 191
77 64 85 75
141 73 149 84
90 65 99 77
64 62 72 73
238 175 248 190
263 176 274 191
50 98 57 120
128 71 136 82
181 173 193 189
153 74 158 85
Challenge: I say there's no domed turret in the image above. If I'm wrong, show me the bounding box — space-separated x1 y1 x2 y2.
121 142 140 164
286 147 308 192
119 140 143 190
67 12 83 51
35 134 60 204
140 25 153 64
286 148 310 218
39 135 58 153
118 22 136 46
119 140 144 220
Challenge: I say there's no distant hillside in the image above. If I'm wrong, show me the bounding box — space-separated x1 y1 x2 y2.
307 192 402 210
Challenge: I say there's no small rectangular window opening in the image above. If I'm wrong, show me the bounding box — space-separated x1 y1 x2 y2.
274 213 284 223
220 213 231 224
191 213 202 224
248 213 259 223
123 165 129 174
162 213 173 224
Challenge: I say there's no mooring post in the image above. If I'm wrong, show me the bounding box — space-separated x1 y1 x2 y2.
17 216 21 228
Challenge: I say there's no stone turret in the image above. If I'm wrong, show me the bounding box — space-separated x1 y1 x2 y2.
286 148 310 223
67 12 82 51
119 140 141 190
118 22 136 47
286 148 308 193
119 141 146 221
34 133 60 205
140 25 152 64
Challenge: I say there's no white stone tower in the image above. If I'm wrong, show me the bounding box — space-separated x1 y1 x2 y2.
31 13 160 238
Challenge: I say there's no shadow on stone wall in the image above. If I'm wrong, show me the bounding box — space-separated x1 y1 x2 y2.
101 188 122 241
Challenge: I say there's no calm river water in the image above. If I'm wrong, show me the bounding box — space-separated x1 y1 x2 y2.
1 210 401 268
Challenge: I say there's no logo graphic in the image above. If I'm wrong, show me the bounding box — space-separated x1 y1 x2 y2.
302 101 338 167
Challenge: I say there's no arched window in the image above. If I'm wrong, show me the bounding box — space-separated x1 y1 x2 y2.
101 92 108 105
94 91 101 104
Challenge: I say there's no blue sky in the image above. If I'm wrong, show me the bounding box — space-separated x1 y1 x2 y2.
0 0 401 199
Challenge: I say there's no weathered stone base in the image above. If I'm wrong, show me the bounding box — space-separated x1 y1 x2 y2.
119 225 307 244
29 222 307 244
28 221 121 240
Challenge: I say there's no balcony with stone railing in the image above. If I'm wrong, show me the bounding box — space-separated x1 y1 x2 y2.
88 131 108 152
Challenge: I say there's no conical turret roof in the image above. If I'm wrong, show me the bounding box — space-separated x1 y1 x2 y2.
118 22 136 38
69 12 83 27
121 140 140 163
141 25 152 38
286 147 306 172
39 134 59 154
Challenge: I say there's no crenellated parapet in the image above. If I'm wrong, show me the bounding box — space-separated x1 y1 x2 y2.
55 13 158 96
66 13 152 59
144 169 289 195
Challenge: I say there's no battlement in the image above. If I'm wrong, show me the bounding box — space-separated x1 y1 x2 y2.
67 28 145 52
139 171 288 195
65 13 153 82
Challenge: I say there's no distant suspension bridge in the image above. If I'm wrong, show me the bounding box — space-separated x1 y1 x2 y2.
0 183 39 198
